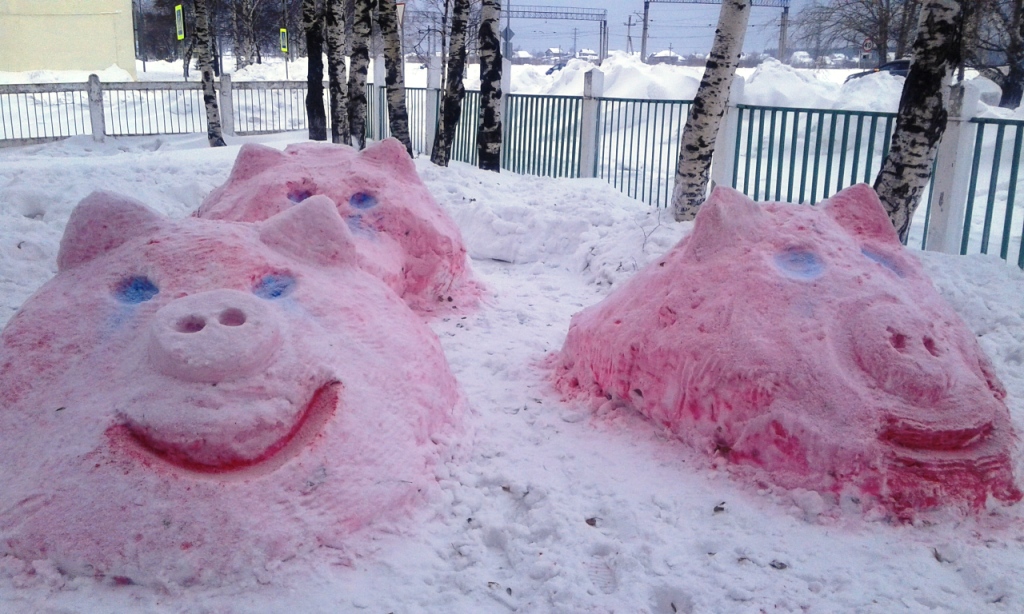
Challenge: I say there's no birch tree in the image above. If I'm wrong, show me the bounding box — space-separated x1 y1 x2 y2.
477 0 502 171
348 0 374 149
233 0 261 70
670 0 750 221
430 0 471 166
378 0 414 156
325 0 351 144
303 0 328 141
195 0 227 146
874 0 962 241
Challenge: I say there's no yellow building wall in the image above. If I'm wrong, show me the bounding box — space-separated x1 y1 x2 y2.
0 0 137 78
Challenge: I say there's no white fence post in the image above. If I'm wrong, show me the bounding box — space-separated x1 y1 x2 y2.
925 83 981 254
373 56 388 141
87 74 105 142
709 75 745 194
425 55 442 154
219 74 235 136
578 68 604 178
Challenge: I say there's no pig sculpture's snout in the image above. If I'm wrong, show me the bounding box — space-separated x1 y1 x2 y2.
148 289 283 383
847 302 997 452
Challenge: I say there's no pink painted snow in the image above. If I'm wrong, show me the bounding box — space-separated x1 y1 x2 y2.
0 191 461 585
557 184 1020 517
197 138 478 313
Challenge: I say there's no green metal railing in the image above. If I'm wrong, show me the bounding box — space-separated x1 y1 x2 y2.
732 105 897 205
962 118 1024 267
502 94 582 177
596 98 692 208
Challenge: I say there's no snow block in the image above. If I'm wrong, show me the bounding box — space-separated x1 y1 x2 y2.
556 184 1020 517
197 138 478 313
0 191 462 585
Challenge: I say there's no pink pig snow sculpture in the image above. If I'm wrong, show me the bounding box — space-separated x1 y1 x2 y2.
0 191 460 585
197 138 476 313
556 184 1020 517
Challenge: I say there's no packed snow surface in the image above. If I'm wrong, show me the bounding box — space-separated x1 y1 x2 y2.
557 184 1019 518
0 59 1023 611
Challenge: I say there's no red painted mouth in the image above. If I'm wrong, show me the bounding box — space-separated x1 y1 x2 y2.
109 381 341 476
880 415 993 451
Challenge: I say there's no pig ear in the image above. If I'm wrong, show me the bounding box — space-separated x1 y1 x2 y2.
822 184 900 244
682 186 764 260
259 195 357 266
227 143 287 183
360 138 417 179
57 191 163 271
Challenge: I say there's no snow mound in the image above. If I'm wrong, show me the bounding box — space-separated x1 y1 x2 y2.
743 59 839 109
198 139 479 314
556 184 1020 518
0 194 462 586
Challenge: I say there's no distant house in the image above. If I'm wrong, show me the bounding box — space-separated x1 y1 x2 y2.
544 47 567 62
576 48 598 62
649 49 682 65
0 0 137 78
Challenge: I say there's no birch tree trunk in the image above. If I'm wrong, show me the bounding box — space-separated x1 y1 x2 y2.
477 0 502 171
348 0 374 149
326 0 351 144
234 0 258 70
194 0 226 147
378 0 413 156
670 0 750 221
874 0 962 242
430 0 470 166
303 0 328 141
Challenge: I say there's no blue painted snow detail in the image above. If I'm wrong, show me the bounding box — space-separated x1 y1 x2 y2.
861 247 905 277
115 276 159 303
774 249 825 280
349 192 377 209
288 189 314 203
254 274 297 299
346 215 377 237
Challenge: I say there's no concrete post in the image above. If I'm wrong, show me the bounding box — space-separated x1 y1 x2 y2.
579 69 605 178
219 74 235 136
373 55 388 140
709 75 746 193
925 82 981 254
425 55 442 154
87 74 105 143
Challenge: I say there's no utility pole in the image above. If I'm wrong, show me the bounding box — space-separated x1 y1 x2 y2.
640 0 650 63
778 4 789 61
625 14 635 54
572 27 578 57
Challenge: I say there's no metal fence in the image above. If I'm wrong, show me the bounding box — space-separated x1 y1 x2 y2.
2 76 1023 268
596 97 691 207
0 83 90 142
962 118 1024 266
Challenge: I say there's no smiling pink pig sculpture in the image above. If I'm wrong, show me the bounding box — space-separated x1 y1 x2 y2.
0 191 460 585
556 184 1019 517
197 138 476 313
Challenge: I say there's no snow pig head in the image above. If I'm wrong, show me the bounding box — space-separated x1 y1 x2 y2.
556 184 1020 518
0 191 461 585
197 138 477 314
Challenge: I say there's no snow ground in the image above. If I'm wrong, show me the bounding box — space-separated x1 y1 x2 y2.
1 128 1024 613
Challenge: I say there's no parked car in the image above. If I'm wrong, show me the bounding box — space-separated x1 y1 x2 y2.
844 59 911 83
545 62 567 75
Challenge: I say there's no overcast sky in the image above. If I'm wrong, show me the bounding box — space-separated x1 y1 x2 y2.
501 0 813 56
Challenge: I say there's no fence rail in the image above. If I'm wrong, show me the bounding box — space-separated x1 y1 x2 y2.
2 73 1022 268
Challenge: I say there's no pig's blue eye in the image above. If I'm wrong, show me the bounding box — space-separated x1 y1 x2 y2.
350 192 377 209
774 248 824 280
115 276 159 304
288 189 314 203
253 274 296 299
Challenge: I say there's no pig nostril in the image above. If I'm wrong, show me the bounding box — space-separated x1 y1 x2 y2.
175 316 206 333
886 327 908 352
924 336 941 357
218 308 246 327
